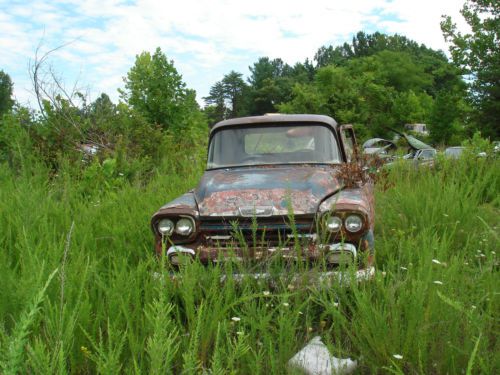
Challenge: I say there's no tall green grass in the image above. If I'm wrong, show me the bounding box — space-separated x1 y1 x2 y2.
0 156 498 374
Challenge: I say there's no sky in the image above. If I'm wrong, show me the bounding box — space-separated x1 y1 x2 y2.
0 0 468 108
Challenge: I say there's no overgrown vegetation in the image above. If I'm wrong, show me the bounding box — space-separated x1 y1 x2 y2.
0 150 498 374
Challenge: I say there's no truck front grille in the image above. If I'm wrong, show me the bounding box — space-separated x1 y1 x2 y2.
199 216 315 249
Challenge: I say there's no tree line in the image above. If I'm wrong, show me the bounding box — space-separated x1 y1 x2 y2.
204 0 498 142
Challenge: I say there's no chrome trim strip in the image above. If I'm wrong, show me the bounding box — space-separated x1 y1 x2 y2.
206 235 232 240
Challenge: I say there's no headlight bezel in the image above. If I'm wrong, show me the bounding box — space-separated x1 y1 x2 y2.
320 211 366 235
155 215 197 239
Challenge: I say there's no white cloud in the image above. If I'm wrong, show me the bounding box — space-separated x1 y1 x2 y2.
0 0 467 106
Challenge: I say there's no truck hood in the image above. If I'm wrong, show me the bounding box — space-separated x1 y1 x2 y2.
195 165 342 217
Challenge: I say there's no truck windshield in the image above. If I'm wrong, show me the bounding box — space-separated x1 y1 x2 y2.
207 124 341 169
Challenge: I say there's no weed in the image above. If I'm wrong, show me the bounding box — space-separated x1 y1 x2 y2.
0 155 498 373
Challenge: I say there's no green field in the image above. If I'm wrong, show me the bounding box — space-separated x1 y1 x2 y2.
0 156 498 374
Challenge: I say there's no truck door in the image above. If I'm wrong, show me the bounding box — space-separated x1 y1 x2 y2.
339 124 357 162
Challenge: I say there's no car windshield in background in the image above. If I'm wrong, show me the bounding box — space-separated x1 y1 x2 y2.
207 124 341 169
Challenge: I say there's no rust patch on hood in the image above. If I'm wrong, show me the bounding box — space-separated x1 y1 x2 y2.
195 165 342 216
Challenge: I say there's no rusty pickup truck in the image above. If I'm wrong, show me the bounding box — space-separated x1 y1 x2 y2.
151 114 375 279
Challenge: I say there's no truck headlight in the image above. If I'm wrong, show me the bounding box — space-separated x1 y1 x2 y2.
175 218 194 236
158 218 174 235
325 216 342 232
345 214 363 233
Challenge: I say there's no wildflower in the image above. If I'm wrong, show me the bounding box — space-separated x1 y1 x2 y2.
231 316 241 322
333 302 339 307
283 302 290 307
236 331 244 335
400 266 408 271
471 305 477 310
118 172 124 176
393 354 403 360
298 311 303 315
433 280 443 285
432 259 441 265
263 291 270 296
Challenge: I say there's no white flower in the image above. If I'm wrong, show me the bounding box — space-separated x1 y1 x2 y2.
263 291 270 296
432 259 441 265
231 317 241 322
283 302 290 307
118 172 124 176
393 354 403 360
333 302 339 307
400 266 408 271
433 280 443 285
471 305 477 310
298 311 303 315
236 331 244 335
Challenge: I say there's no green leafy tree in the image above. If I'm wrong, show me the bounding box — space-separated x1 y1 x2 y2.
247 57 295 114
392 90 433 125
0 70 14 116
429 91 465 144
314 31 447 68
204 71 248 123
120 48 200 133
222 71 248 118
204 81 226 124
441 0 500 137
